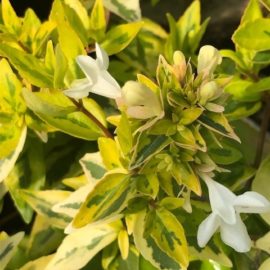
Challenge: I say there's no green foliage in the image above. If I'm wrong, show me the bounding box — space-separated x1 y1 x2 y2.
0 0 270 269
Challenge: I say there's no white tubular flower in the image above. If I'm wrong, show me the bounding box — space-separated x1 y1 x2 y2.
197 174 270 252
197 45 222 79
64 43 121 100
121 81 163 119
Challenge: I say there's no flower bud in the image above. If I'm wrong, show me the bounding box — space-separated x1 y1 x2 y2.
199 81 219 105
197 45 222 78
173 51 186 82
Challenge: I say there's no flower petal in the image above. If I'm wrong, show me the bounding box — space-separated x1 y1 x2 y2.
197 212 220 248
203 175 237 224
122 81 163 118
63 79 91 99
220 214 251 252
127 106 158 119
234 191 270 214
76 55 99 84
95 43 109 70
91 70 121 99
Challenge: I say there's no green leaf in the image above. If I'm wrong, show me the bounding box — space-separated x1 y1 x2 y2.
103 0 141 21
252 154 270 224
189 246 232 268
0 125 27 183
22 88 106 140
2 0 21 35
232 19 270 51
80 152 107 183
0 44 54 88
118 229 129 260
73 171 131 228
135 174 159 199
177 0 200 49
246 77 270 94
64 0 89 30
220 49 247 70
53 183 93 218
159 197 184 211
0 58 25 115
27 215 64 259
179 107 203 125
98 138 123 170
54 45 68 89
32 21 56 56
259 258 270 270
116 113 133 156
224 79 260 102
133 210 182 270
89 0 106 41
20 189 72 228
199 113 240 142
101 22 144 55
131 135 170 170
209 142 243 165
255 231 270 254
62 0 89 46
20 8 41 50
172 161 201 195
225 101 261 121
20 255 54 270
0 231 24 269
150 208 189 269
5 162 33 223
50 0 85 78
46 223 119 270
240 0 262 24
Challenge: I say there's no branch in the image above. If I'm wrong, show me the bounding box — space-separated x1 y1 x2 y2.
69 98 113 139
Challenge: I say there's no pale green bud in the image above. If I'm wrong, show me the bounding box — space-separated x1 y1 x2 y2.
199 81 219 105
197 45 222 78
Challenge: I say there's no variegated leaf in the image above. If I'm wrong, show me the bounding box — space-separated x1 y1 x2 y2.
150 208 189 269
199 112 240 142
0 125 27 183
20 255 55 270
72 170 131 228
20 189 72 228
103 0 141 21
45 223 120 270
133 210 182 270
0 231 24 269
80 152 107 184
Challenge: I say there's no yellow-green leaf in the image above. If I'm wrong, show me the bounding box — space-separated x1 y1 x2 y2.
0 231 24 269
101 22 144 55
0 44 54 88
118 229 129 260
80 152 107 183
20 189 72 228
73 171 131 228
2 0 22 35
22 88 106 140
98 138 123 170
252 154 270 225
89 0 106 41
151 208 189 269
20 255 55 270
46 223 119 270
0 125 27 183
